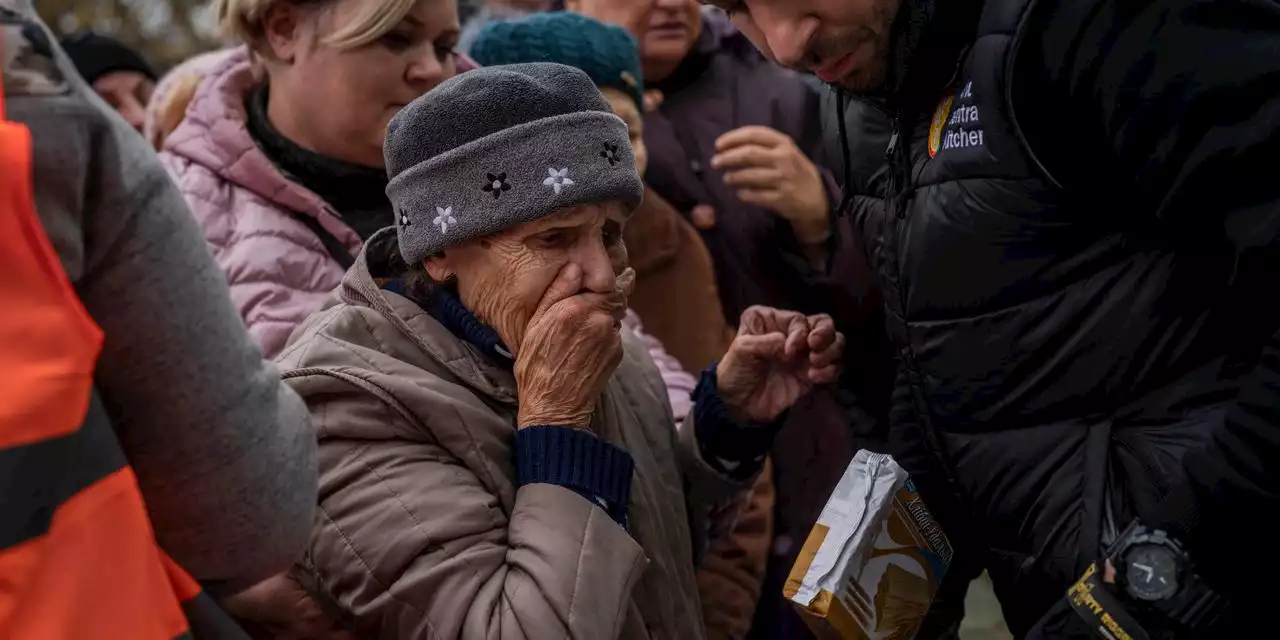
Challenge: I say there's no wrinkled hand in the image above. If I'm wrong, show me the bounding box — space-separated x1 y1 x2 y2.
220 572 355 640
711 125 830 244
515 264 635 428
717 306 844 422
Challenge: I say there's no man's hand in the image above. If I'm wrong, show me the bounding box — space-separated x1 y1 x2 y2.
514 264 634 428
717 306 844 422
221 572 355 640
711 126 830 244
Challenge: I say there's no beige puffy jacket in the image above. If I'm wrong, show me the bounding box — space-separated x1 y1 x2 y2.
276 239 757 639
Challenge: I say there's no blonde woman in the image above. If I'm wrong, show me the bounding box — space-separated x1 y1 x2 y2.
159 0 466 357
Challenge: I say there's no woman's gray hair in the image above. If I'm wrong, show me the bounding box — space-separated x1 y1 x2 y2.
402 261 450 301
369 229 451 301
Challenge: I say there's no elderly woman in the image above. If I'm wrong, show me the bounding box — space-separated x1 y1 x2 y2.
160 0 467 357
471 14 773 639
276 63 843 638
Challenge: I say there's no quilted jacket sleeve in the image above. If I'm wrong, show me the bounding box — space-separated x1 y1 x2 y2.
1027 0 1280 597
295 376 649 640
157 153 341 358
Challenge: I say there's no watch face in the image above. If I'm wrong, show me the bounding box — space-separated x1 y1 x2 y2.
1123 544 1180 601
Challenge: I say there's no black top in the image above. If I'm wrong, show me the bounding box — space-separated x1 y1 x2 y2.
825 0 1280 626
1014 0 1280 608
244 84 393 242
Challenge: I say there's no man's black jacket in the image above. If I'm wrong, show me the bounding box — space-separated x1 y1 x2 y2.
822 0 1280 632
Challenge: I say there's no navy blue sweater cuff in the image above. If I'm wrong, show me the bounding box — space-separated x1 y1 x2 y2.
693 363 784 480
515 426 634 527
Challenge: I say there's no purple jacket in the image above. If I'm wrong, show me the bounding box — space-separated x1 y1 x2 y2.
642 10 839 324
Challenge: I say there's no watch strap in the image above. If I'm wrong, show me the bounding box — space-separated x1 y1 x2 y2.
1108 521 1229 634
1157 572 1227 631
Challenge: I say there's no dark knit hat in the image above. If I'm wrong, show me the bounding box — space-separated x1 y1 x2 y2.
59 31 157 84
469 13 644 109
385 63 644 264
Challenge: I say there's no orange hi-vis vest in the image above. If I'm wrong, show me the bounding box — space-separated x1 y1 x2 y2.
0 61 245 639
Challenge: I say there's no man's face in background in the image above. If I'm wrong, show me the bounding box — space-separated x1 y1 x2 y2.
707 0 900 92
567 0 702 81
641 0 702 77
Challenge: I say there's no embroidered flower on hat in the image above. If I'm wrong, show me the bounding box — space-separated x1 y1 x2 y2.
543 167 574 195
398 210 411 227
483 173 511 199
433 206 456 233
600 143 619 166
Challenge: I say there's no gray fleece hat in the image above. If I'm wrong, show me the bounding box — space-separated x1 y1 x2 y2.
385 62 644 264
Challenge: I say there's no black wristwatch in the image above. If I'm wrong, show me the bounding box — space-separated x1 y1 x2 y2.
1108 520 1227 631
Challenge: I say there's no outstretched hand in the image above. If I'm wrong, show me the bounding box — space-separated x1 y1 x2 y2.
716 306 844 423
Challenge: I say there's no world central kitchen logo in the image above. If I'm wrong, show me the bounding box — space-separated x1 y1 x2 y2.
928 81 985 158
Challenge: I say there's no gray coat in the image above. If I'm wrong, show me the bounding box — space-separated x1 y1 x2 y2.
3 1 315 593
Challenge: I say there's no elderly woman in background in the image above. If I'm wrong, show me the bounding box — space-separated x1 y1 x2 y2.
277 63 843 638
471 14 772 639
160 0 465 357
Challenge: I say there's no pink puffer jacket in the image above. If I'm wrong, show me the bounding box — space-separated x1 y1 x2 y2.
159 47 362 357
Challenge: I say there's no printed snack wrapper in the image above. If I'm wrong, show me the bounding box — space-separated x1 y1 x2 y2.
784 451 954 640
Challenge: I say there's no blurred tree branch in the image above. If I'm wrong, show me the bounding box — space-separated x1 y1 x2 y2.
35 0 226 73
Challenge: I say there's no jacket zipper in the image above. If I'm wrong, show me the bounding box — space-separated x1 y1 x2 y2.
884 120 903 219
879 106 972 526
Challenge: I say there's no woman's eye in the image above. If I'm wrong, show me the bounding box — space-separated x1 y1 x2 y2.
380 32 414 52
537 231 569 246
435 45 457 63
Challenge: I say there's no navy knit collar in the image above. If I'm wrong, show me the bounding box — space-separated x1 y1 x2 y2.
384 280 515 368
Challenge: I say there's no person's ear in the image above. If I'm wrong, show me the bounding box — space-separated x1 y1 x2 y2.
262 2 307 62
424 254 454 283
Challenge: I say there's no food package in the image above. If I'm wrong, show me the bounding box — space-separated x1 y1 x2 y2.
783 451 954 640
